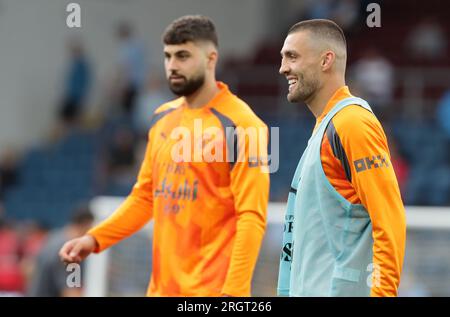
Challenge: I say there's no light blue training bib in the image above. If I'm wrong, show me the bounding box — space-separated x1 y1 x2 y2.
277 97 375 297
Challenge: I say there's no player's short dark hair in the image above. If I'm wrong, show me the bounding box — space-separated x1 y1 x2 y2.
288 19 347 50
162 15 218 47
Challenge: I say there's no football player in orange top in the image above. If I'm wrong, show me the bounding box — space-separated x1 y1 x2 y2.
59 15 270 297
278 19 405 296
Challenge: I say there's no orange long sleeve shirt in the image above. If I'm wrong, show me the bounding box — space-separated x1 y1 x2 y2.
88 82 269 296
317 86 406 296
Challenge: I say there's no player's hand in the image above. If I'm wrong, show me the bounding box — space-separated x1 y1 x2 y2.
59 234 98 264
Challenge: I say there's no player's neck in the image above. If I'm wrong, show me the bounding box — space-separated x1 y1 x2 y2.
306 77 345 118
184 79 220 109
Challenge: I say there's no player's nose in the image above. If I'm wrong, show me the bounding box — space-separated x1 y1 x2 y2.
166 58 179 73
279 62 289 75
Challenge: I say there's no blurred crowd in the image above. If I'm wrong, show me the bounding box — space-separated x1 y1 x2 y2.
1 0 449 296
0 21 171 296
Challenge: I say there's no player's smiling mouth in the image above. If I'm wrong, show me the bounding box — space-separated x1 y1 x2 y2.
287 76 298 92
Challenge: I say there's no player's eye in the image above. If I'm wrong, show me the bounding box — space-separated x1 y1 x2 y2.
176 52 190 60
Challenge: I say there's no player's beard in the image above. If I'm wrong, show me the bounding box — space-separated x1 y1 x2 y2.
168 72 205 97
287 72 319 103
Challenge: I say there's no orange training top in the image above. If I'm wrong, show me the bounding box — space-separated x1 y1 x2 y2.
317 86 406 296
88 82 270 296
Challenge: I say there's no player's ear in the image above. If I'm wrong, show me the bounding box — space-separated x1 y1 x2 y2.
321 50 335 72
207 49 218 69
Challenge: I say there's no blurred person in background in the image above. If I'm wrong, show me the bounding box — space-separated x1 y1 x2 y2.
18 221 48 292
134 73 172 137
114 22 148 117
302 0 361 32
278 19 406 297
388 137 410 199
405 17 447 61
0 148 20 200
100 125 139 196
329 0 360 32
350 47 394 119
27 206 93 297
436 89 450 140
0 205 25 296
303 0 334 20
59 15 270 297
59 38 92 125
